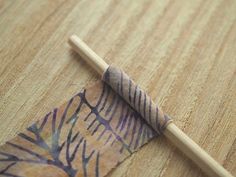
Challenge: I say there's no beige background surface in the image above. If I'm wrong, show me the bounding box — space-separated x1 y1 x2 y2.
0 0 235 176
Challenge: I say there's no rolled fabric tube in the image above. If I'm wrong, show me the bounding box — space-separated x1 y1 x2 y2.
102 66 172 134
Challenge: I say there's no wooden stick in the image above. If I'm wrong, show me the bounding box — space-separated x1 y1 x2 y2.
68 35 233 177
68 36 108 74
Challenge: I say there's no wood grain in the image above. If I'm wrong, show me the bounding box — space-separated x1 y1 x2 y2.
0 0 235 176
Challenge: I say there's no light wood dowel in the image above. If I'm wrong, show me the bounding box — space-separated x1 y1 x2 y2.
164 123 233 177
68 35 109 74
68 35 233 177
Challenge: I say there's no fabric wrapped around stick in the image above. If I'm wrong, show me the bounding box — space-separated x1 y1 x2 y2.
0 81 158 177
102 66 171 134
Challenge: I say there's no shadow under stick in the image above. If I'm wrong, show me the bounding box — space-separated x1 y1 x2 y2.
68 35 233 177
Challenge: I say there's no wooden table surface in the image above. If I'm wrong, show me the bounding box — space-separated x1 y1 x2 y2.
0 0 236 176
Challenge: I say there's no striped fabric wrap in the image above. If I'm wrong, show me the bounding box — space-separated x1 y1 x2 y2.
102 66 172 134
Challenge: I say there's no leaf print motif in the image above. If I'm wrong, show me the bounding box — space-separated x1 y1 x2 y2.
0 81 158 177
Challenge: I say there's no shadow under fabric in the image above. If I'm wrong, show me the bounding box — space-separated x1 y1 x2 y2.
0 67 171 177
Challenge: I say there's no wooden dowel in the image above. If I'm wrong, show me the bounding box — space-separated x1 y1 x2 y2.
164 123 233 177
68 35 108 74
68 34 233 177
